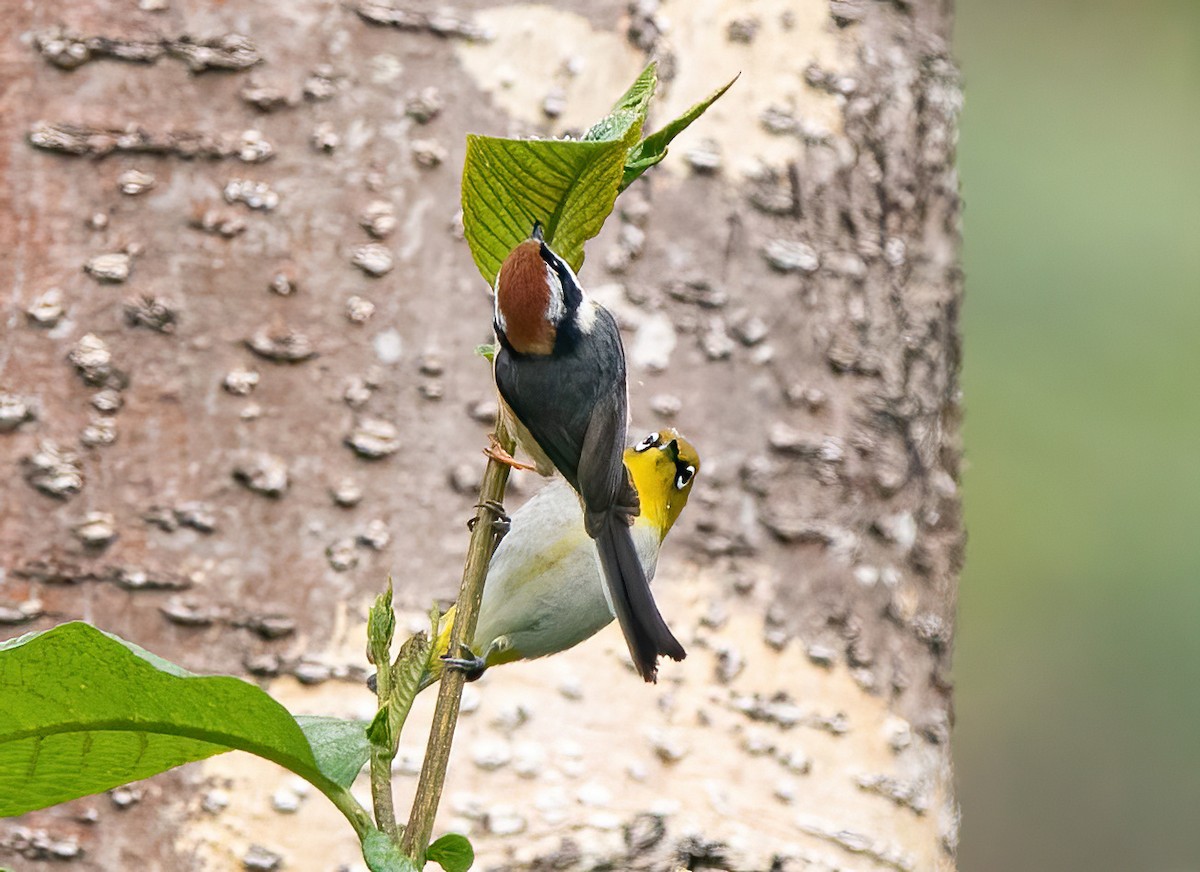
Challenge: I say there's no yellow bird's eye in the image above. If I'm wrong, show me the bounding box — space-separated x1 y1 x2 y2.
674 464 695 490
634 432 660 452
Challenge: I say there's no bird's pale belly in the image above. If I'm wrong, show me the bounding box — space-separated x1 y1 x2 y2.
471 480 660 664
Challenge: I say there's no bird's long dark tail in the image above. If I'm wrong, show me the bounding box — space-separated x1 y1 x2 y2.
594 513 686 682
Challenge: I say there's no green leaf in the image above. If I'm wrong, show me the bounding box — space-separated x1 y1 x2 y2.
460 64 731 286
296 716 370 788
621 73 739 191
584 61 657 147
366 628 431 757
363 828 419 872
427 833 474 872
474 343 496 363
0 622 354 821
390 630 432 715
368 581 396 667
461 134 628 284
366 705 391 750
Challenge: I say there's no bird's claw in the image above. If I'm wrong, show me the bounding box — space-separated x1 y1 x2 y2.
483 433 536 471
441 644 487 682
467 499 510 537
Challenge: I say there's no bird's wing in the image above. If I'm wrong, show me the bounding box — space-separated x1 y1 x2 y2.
577 382 639 535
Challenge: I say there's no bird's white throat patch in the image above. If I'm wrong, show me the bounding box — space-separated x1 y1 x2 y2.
543 262 566 325
576 297 599 334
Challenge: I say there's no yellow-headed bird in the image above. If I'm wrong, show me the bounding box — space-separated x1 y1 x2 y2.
427 429 699 687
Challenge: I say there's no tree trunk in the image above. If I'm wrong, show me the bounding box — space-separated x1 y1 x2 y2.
1 1 962 870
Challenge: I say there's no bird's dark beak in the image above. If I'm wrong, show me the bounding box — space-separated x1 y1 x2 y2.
666 439 680 461
531 221 545 241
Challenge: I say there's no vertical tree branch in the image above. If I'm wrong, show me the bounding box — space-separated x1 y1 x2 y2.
402 421 513 861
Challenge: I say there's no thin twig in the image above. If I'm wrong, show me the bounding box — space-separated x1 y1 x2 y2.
402 422 513 861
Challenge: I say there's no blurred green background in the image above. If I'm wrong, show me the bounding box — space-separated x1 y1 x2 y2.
955 1 1200 870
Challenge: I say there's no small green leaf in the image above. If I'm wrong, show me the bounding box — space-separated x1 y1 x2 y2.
368 629 431 757
461 135 628 284
427 833 475 872
0 622 354 820
390 631 432 713
368 582 396 667
621 73 739 191
366 706 391 750
603 61 658 117
474 343 496 363
362 828 419 872
584 61 657 147
296 716 370 788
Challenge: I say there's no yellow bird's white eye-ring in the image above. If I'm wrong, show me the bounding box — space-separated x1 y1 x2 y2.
634 432 660 452
674 464 695 490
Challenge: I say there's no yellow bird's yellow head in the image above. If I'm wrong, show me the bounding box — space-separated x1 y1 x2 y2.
625 428 700 541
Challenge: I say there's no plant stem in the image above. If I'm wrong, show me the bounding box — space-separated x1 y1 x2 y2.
322 783 376 841
402 423 513 861
370 741 398 840
368 587 399 840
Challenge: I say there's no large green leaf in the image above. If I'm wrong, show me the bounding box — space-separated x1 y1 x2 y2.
462 135 628 284
460 63 733 286
296 716 371 789
621 74 739 191
0 622 366 827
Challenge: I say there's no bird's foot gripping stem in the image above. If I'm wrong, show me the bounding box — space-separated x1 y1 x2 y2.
441 644 487 682
467 499 510 537
483 433 536 471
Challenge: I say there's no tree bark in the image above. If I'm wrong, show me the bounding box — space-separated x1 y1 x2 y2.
1 1 962 870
